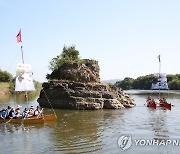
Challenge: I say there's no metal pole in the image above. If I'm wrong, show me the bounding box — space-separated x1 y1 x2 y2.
158 56 161 99
21 46 24 64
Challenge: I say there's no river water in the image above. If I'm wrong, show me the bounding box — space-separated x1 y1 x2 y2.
0 90 180 154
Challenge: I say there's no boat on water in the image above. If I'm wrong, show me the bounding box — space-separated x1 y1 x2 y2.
159 98 171 110
146 97 171 110
146 97 157 109
0 30 57 124
0 114 57 124
147 101 156 109
147 55 172 110
159 102 171 110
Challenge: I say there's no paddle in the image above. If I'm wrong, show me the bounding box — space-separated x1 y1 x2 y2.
6 117 13 123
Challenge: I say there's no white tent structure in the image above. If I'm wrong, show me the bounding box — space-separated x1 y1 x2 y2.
151 73 168 90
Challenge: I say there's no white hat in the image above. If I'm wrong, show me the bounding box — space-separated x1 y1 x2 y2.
17 105 22 108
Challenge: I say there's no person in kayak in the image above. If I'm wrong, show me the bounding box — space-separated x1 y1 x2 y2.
146 96 156 106
159 97 167 104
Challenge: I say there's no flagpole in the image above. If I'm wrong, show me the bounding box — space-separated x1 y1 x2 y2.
18 29 24 64
21 45 24 64
158 55 161 99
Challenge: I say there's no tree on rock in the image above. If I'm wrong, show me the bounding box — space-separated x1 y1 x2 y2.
49 45 80 71
47 45 80 79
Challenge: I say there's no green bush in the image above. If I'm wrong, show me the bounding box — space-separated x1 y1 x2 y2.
115 77 134 90
115 74 158 90
0 69 13 82
49 45 80 71
34 80 42 89
47 45 80 80
168 79 180 90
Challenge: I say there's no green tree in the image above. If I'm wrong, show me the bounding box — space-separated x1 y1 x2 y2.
115 77 134 90
49 45 80 71
115 74 157 90
167 74 178 82
166 74 180 90
47 45 80 80
133 74 156 90
115 74 180 90
175 74 180 79
168 79 180 90
0 69 13 82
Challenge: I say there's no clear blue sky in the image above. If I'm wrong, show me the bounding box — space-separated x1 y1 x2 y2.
0 0 180 82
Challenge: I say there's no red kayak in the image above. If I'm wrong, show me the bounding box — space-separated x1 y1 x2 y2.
159 102 171 110
147 101 156 109
146 96 156 109
159 98 171 110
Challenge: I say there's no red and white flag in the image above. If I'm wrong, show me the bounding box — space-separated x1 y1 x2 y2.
16 30 22 43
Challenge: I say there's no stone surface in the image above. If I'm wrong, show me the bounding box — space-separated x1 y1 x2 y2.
38 59 135 110
38 80 135 110
48 59 100 83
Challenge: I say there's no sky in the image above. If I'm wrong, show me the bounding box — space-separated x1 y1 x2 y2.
0 0 180 82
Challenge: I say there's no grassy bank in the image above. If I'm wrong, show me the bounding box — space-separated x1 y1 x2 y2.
0 82 11 95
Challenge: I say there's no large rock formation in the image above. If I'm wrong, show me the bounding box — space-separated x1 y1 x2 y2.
38 59 135 110
48 59 100 83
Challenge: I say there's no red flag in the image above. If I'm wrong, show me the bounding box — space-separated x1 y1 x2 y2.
16 30 22 43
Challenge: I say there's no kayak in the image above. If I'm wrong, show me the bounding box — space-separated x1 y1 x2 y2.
43 114 57 121
147 101 156 109
159 102 171 110
0 116 44 124
0 114 57 124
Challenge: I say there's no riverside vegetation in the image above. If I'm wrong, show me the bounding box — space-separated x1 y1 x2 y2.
0 69 13 94
115 74 180 90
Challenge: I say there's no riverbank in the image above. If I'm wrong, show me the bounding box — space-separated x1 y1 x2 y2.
0 82 42 96
0 82 11 95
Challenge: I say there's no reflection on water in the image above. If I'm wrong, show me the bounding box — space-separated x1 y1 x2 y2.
53 110 103 153
0 90 180 153
48 109 125 153
0 91 40 103
0 91 40 109
147 109 169 140
15 90 40 103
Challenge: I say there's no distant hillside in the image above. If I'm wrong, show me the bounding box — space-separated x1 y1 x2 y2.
101 79 121 84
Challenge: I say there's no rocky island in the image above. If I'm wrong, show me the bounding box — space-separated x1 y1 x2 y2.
37 46 135 110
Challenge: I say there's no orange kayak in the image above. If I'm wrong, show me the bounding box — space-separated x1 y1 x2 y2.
0 116 44 124
0 114 57 124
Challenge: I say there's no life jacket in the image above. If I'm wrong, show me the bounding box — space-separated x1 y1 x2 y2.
1 110 6 119
22 110 28 119
9 110 15 118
